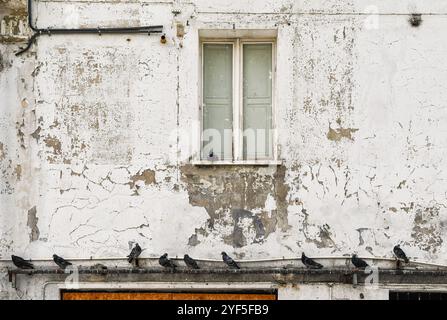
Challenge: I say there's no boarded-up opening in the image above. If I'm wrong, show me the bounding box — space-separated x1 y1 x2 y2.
61 290 277 300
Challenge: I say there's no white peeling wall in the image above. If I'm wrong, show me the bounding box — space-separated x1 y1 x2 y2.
1 0 447 299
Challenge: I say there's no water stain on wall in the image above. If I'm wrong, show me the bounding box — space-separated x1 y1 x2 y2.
181 164 290 248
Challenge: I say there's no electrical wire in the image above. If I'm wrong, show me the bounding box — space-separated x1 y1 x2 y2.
15 0 163 56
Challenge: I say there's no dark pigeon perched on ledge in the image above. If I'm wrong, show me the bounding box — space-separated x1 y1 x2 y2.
222 252 240 269
53 254 72 269
301 252 323 269
393 245 409 263
11 255 34 269
159 253 177 270
351 254 369 269
184 254 200 269
127 243 142 264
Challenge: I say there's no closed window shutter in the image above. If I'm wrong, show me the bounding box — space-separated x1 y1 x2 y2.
242 43 273 160
202 44 233 160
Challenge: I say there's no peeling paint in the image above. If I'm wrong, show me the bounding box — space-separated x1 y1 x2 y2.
327 125 358 142
411 205 443 253
223 209 273 248
188 233 200 246
27 206 40 242
44 136 62 155
128 169 156 189
301 209 338 250
14 164 21 180
31 126 41 141
0 142 5 160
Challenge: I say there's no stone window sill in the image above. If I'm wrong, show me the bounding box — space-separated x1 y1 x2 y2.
191 160 283 166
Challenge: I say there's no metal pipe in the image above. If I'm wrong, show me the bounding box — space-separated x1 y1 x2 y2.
16 0 163 56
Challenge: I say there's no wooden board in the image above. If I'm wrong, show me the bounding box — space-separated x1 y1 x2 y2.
61 291 277 300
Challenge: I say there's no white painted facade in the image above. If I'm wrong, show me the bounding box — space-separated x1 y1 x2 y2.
1 0 447 299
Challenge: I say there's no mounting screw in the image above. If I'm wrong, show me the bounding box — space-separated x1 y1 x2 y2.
409 14 422 27
160 34 167 44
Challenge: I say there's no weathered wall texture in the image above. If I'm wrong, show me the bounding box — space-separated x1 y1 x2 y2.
1 0 447 299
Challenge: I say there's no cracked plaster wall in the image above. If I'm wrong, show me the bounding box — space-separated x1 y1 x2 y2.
1 0 447 299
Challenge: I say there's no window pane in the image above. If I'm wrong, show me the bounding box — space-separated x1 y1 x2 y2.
202 44 233 160
242 43 273 160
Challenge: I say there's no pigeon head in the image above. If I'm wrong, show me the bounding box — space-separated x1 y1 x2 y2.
221 252 226 256
161 253 168 258
395 244 400 248
301 252 305 258
53 254 57 259
352 254 357 258
184 254 188 258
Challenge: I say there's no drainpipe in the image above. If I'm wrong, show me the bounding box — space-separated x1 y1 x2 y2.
327 282 334 300
16 0 163 56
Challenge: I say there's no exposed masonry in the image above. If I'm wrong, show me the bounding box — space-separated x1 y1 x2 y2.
1 0 447 299
181 165 289 251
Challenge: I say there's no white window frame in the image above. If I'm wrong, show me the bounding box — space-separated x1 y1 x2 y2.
195 37 280 166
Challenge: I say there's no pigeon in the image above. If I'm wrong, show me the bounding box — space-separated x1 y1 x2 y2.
127 243 142 264
393 245 409 263
184 254 200 269
159 253 176 269
53 254 72 269
351 254 369 269
301 252 323 269
222 252 240 269
11 255 34 269
207 149 218 161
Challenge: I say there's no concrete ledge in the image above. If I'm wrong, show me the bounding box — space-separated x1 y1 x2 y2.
8 267 447 287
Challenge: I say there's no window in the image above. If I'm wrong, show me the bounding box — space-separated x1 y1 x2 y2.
199 37 276 164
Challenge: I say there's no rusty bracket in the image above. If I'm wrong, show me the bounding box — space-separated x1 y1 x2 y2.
352 272 358 288
8 269 17 289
